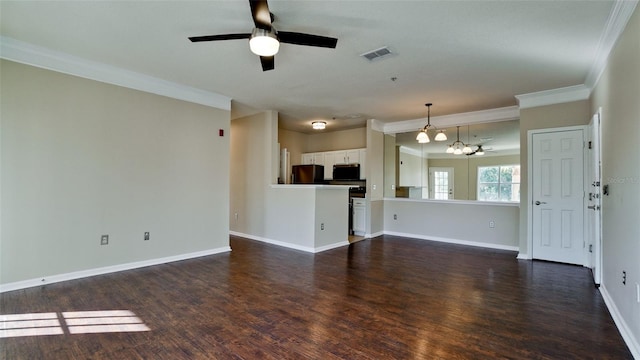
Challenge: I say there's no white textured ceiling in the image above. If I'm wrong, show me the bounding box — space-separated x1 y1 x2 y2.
0 0 617 133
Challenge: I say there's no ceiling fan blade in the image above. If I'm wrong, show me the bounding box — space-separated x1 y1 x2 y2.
189 33 251 42
249 0 272 30
278 31 338 48
260 56 275 71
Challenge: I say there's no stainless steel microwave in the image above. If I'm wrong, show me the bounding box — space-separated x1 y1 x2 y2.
333 163 360 180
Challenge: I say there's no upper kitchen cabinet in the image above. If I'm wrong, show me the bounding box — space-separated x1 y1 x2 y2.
302 148 366 180
302 153 325 166
332 149 360 165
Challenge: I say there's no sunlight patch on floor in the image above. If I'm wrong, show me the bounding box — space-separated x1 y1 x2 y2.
0 310 149 338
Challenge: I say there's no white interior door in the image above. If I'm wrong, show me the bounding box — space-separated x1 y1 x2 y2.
429 167 454 200
587 111 602 284
531 129 585 265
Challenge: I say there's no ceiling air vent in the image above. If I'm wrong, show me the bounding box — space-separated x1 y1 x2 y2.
360 46 393 61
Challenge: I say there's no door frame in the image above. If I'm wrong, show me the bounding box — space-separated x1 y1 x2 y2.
587 108 603 284
428 167 454 200
526 125 589 264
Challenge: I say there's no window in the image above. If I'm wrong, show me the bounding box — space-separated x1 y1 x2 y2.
477 165 520 202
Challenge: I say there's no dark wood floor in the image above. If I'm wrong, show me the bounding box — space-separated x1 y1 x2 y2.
1 235 633 359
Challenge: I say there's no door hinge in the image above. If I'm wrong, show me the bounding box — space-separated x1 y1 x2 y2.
588 141 592 149
589 244 593 253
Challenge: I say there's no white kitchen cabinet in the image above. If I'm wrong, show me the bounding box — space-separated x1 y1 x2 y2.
332 150 347 164
323 152 336 179
346 149 360 164
352 199 366 236
302 153 314 165
313 153 325 166
302 147 366 179
301 152 325 166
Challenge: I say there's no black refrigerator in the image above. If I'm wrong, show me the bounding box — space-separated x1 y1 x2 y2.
291 165 325 184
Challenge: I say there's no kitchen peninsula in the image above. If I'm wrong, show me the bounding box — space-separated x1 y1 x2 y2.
262 184 350 252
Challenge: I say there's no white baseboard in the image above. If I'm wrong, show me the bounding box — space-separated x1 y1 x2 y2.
383 231 519 252
230 231 349 253
0 246 231 294
600 285 640 359
368 231 385 239
517 252 531 260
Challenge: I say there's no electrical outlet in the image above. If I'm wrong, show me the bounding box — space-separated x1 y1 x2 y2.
391 184 395 190
393 214 397 220
321 223 325 230
622 271 627 285
489 221 495 228
234 213 238 220
144 232 150 241
373 184 376 190
101 235 109 245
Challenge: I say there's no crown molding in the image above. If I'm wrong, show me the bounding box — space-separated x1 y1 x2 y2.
585 0 639 89
515 84 590 109
382 105 520 134
0 36 231 110
369 118 385 132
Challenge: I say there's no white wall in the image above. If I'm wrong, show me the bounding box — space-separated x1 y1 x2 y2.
1 60 231 286
590 5 640 356
384 199 519 250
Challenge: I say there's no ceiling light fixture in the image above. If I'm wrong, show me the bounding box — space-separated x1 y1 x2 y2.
447 126 468 155
312 121 326 130
249 28 280 56
475 145 485 155
416 103 446 144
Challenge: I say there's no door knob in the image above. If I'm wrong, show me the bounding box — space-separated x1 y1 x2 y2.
535 201 547 205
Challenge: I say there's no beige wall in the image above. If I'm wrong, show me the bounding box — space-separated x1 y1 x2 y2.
366 122 385 235
590 5 640 351
230 110 278 235
518 100 591 254
1 60 231 285
383 134 397 198
306 127 366 153
278 128 307 167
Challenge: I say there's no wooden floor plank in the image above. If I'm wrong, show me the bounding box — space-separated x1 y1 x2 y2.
0 235 633 359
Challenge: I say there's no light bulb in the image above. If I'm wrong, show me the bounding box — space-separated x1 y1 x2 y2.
454 147 463 155
463 144 472 154
446 145 454 154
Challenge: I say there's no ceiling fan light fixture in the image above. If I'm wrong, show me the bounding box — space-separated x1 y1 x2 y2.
462 144 472 154
417 130 430 143
435 131 447 141
249 28 280 56
453 147 463 155
312 121 326 130
446 145 455 154
475 145 485 155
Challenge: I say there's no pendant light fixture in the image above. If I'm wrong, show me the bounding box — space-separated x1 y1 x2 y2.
416 103 447 143
446 126 468 155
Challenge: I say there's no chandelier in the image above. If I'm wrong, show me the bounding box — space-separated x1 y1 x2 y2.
416 103 447 143
445 126 473 155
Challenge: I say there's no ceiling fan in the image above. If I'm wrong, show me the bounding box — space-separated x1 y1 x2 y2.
188 0 338 71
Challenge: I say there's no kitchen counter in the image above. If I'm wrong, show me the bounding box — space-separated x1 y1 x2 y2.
257 185 349 253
